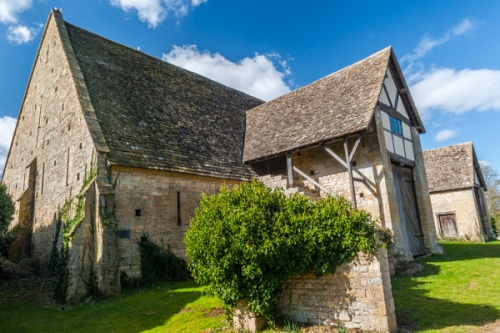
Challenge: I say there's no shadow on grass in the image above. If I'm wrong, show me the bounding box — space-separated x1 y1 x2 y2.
392 241 500 332
0 281 206 333
393 275 500 332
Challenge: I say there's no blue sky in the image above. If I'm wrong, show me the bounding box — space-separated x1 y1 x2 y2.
1 0 500 177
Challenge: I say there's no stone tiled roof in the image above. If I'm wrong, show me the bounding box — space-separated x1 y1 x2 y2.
423 142 485 192
56 11 263 180
243 47 421 163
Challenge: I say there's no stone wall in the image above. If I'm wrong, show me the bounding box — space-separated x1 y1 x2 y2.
430 188 485 241
234 249 397 333
2 14 97 264
110 166 241 279
277 249 396 332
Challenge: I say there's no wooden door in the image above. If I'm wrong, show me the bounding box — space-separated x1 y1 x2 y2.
438 214 458 238
392 164 426 256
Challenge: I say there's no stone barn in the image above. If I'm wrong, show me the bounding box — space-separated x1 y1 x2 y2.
2 10 441 320
423 142 495 241
244 47 442 260
1 10 262 301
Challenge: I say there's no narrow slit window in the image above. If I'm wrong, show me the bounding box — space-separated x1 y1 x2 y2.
135 209 141 217
177 191 181 225
41 162 45 194
66 147 70 186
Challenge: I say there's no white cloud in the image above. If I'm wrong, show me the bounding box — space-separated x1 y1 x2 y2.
162 44 292 101
0 116 16 177
110 0 206 28
411 67 500 116
7 24 39 44
402 18 475 63
434 129 457 142
0 0 32 24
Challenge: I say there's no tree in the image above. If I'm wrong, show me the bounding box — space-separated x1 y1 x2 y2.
0 183 15 257
480 163 500 220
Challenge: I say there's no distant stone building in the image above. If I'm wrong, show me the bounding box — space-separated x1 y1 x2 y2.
424 142 495 241
244 47 441 260
1 8 440 312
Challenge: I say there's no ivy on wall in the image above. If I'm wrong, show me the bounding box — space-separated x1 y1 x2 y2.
185 180 381 321
54 157 97 302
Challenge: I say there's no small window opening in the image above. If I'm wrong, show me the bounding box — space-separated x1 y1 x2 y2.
46 118 48 125
54 160 56 166
310 170 315 176
46 140 49 145
76 173 80 181
55 86 58 92
79 142 83 149
359 192 364 198
389 115 403 136
135 209 142 217
68 124 71 131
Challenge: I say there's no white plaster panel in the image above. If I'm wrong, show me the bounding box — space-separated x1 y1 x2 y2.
378 87 390 106
404 140 414 161
384 70 398 107
393 136 405 157
384 130 394 153
381 111 391 130
402 123 411 139
396 94 410 119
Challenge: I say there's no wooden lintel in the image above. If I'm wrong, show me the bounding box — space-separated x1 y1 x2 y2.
286 152 294 187
321 145 348 169
292 166 333 196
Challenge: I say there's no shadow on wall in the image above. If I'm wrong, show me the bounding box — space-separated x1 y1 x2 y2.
392 241 500 332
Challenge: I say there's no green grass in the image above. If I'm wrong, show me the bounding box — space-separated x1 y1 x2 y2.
0 281 228 333
392 240 500 332
1 241 499 333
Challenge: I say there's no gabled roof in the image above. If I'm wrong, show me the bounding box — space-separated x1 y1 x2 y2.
423 142 486 192
243 47 423 163
53 11 263 180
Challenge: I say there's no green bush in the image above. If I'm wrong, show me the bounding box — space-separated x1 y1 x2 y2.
491 216 498 236
0 184 15 257
184 180 379 320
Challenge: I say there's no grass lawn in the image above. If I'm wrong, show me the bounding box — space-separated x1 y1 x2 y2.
0 281 228 333
1 241 499 332
392 240 500 333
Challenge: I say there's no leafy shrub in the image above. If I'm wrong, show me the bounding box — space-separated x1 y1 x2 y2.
0 184 15 257
139 236 191 284
491 216 498 236
185 180 379 320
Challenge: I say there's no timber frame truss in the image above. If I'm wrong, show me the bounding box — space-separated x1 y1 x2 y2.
285 132 366 208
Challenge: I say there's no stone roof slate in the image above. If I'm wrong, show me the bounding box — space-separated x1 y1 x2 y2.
244 47 420 163
423 142 485 192
57 12 263 180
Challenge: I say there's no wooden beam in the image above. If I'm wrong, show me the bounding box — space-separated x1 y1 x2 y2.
286 152 294 187
321 145 348 168
349 133 364 162
292 165 333 196
344 137 357 208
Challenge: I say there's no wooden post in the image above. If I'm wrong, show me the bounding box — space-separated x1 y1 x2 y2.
286 152 294 188
344 137 357 208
